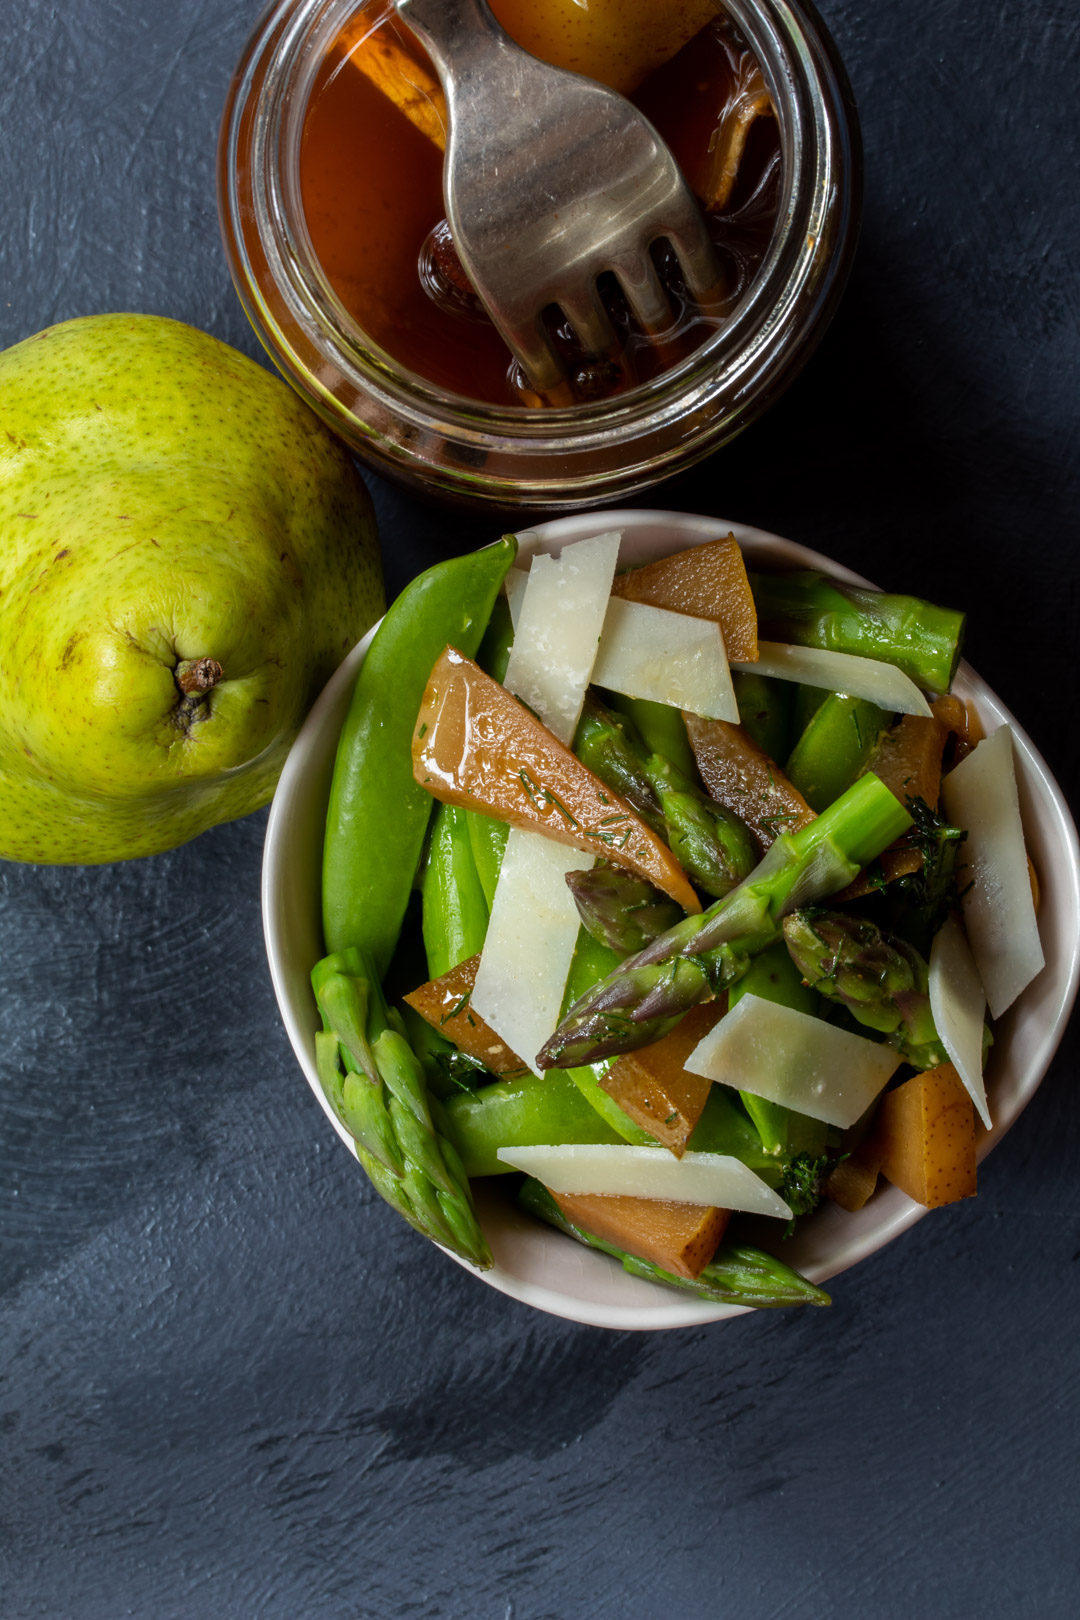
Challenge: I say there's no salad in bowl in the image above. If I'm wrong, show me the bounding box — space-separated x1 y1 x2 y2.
263 512 1079 1330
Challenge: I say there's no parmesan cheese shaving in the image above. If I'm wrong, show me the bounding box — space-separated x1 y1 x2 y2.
495 1143 792 1220
684 992 902 1129
941 724 1044 1017
470 829 592 1076
929 914 991 1128
590 595 739 721
503 531 621 743
732 641 933 717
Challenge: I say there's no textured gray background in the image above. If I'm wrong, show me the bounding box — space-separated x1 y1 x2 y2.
2 3 1079 1617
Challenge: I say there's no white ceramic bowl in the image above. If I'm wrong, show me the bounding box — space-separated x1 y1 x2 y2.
263 510 1080 1330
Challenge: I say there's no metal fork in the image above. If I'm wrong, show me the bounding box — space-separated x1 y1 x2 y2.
393 0 722 394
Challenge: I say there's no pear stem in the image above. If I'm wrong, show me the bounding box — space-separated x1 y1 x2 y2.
173 657 223 732
175 657 223 695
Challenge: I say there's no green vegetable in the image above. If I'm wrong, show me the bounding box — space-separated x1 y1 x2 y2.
607 693 697 780
781 909 947 1071
645 751 756 898
421 802 490 979
397 1002 490 1099
560 929 658 1145
573 695 756 898
539 772 913 1067
566 865 683 955
750 569 965 695
465 810 509 911
572 697 663 824
443 1070 621 1177
312 947 492 1269
322 536 516 975
732 667 794 762
518 1181 830 1309
685 1082 832 1229
877 796 967 956
685 1083 786 1178
792 681 827 740
475 593 516 682
777 1151 834 1226
784 692 890 813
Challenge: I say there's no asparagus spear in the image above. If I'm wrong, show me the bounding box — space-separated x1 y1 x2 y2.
645 751 757 898
539 773 913 1068
749 570 965 695
312 947 492 1269
518 1180 830 1309
781 909 947 1071
572 696 662 824
565 865 683 955
573 696 756 898
608 692 698 780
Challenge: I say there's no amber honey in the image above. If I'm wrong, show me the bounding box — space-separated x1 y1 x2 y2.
299 6 781 407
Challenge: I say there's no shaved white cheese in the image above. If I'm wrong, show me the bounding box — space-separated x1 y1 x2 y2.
590 596 740 722
929 914 991 1128
731 641 933 717
471 829 592 1075
684 992 902 1129
496 1144 792 1220
503 531 621 744
941 724 1044 1017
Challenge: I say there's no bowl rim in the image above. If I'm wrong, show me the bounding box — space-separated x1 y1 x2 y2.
263 509 1080 1330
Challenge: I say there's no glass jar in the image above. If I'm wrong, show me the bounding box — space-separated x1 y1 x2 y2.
218 0 861 509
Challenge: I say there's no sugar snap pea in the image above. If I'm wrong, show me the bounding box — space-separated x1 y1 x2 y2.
322 536 517 975
465 811 508 911
421 802 490 980
784 691 889 812
560 929 657 1146
443 1069 621 1177
731 667 793 763
476 594 515 683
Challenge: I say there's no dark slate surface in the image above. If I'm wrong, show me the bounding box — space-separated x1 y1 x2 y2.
2 3 1078 1616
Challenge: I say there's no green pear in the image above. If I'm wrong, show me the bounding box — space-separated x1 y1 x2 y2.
0 313 383 862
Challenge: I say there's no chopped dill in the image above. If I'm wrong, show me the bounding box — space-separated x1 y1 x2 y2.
518 768 579 828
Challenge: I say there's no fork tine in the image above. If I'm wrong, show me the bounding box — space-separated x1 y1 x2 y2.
555 287 618 362
496 312 566 394
661 211 724 307
612 251 674 335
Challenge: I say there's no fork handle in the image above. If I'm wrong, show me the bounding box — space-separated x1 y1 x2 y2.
393 0 510 83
